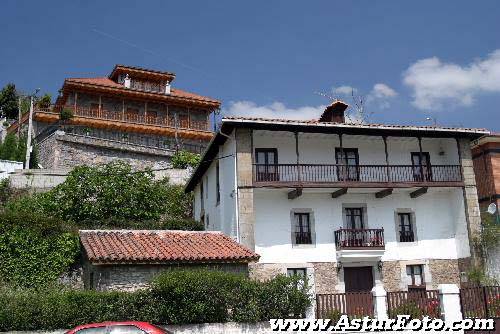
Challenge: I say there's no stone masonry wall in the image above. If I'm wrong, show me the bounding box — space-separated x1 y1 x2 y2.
235 128 255 251
248 263 285 281
90 263 248 291
458 138 482 265
312 262 338 294
381 261 403 292
428 259 460 287
37 131 173 170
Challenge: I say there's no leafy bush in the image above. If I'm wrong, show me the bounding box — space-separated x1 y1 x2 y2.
0 211 80 288
171 150 201 169
60 107 74 120
0 270 311 331
4 161 194 228
324 309 342 322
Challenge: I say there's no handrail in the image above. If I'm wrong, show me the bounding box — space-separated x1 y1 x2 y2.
253 163 463 183
35 105 210 132
334 228 385 248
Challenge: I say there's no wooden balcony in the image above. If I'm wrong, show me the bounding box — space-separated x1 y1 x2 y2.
334 228 385 250
33 105 213 141
252 163 463 188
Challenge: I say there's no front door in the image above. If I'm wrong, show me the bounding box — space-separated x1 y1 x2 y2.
344 266 374 316
344 267 374 292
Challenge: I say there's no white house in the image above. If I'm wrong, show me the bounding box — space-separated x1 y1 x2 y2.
185 101 488 295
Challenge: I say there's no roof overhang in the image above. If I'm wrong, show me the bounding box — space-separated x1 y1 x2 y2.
109 64 176 83
184 118 490 192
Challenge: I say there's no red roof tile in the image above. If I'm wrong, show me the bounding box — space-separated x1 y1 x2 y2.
80 230 259 264
65 77 220 105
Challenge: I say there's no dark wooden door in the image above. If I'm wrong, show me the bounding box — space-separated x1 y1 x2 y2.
344 267 374 292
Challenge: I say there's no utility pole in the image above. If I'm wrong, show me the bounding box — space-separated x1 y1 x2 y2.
17 97 22 138
24 95 34 169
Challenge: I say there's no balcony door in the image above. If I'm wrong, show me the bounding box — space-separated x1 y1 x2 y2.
335 148 359 181
255 148 278 182
411 152 432 182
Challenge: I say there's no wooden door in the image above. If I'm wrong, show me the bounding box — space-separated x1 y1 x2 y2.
344 266 374 316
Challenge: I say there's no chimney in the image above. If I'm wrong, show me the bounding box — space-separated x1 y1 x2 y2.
124 74 131 89
165 81 171 95
319 100 348 123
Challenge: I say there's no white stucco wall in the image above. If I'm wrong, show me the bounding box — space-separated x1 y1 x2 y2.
193 135 237 238
0 160 23 180
252 131 460 166
253 187 468 264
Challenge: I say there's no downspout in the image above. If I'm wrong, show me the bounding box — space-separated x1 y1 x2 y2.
233 130 240 242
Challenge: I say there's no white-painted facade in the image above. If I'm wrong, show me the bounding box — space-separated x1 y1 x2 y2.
0 159 23 180
190 120 484 292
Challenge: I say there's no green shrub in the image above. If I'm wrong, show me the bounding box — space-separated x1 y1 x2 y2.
171 150 201 169
0 211 80 288
60 107 74 121
388 301 423 319
324 309 342 322
4 161 194 228
0 270 311 330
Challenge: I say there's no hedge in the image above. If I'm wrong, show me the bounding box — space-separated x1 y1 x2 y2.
0 270 311 331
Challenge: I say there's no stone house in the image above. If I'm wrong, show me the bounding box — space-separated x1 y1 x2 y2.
79 229 259 291
7 65 221 169
184 100 488 294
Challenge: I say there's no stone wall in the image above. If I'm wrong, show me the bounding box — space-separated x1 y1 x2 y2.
88 263 248 291
37 131 172 170
428 259 460 287
235 128 255 251
381 261 403 292
9 167 190 191
458 138 482 265
248 263 285 281
312 262 338 294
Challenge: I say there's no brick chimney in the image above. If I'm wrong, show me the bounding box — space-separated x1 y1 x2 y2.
319 100 348 123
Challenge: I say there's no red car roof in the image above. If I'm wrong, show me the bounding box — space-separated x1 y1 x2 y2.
67 321 167 334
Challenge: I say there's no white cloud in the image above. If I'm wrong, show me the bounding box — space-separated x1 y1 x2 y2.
366 83 398 109
370 83 398 98
222 101 326 120
403 49 500 110
332 85 357 96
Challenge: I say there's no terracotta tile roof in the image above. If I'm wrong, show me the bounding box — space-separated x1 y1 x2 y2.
80 230 259 264
222 116 490 134
65 77 220 105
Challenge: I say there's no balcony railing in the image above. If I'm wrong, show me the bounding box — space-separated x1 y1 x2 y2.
334 228 385 249
253 163 463 185
35 105 210 131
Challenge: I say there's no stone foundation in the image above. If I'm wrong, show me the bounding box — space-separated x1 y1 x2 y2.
428 259 460 287
381 261 403 292
88 263 248 291
312 262 338 294
248 263 285 281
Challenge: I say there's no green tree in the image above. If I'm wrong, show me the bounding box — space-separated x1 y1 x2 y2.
36 94 51 109
171 150 201 169
0 84 18 119
0 133 18 160
5 161 195 228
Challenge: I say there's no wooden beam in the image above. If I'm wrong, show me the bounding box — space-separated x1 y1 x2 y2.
331 188 348 198
410 187 428 198
375 188 393 198
288 188 302 200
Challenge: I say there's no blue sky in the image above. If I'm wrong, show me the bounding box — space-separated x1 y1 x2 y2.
1 0 499 130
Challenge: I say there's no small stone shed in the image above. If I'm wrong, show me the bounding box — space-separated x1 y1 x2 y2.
79 229 260 291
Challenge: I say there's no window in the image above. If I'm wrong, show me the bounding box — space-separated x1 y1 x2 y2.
335 148 359 181
398 213 415 242
411 152 432 182
294 212 312 244
76 328 107 334
255 148 278 181
216 161 220 205
345 207 364 229
287 268 307 278
406 265 425 289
